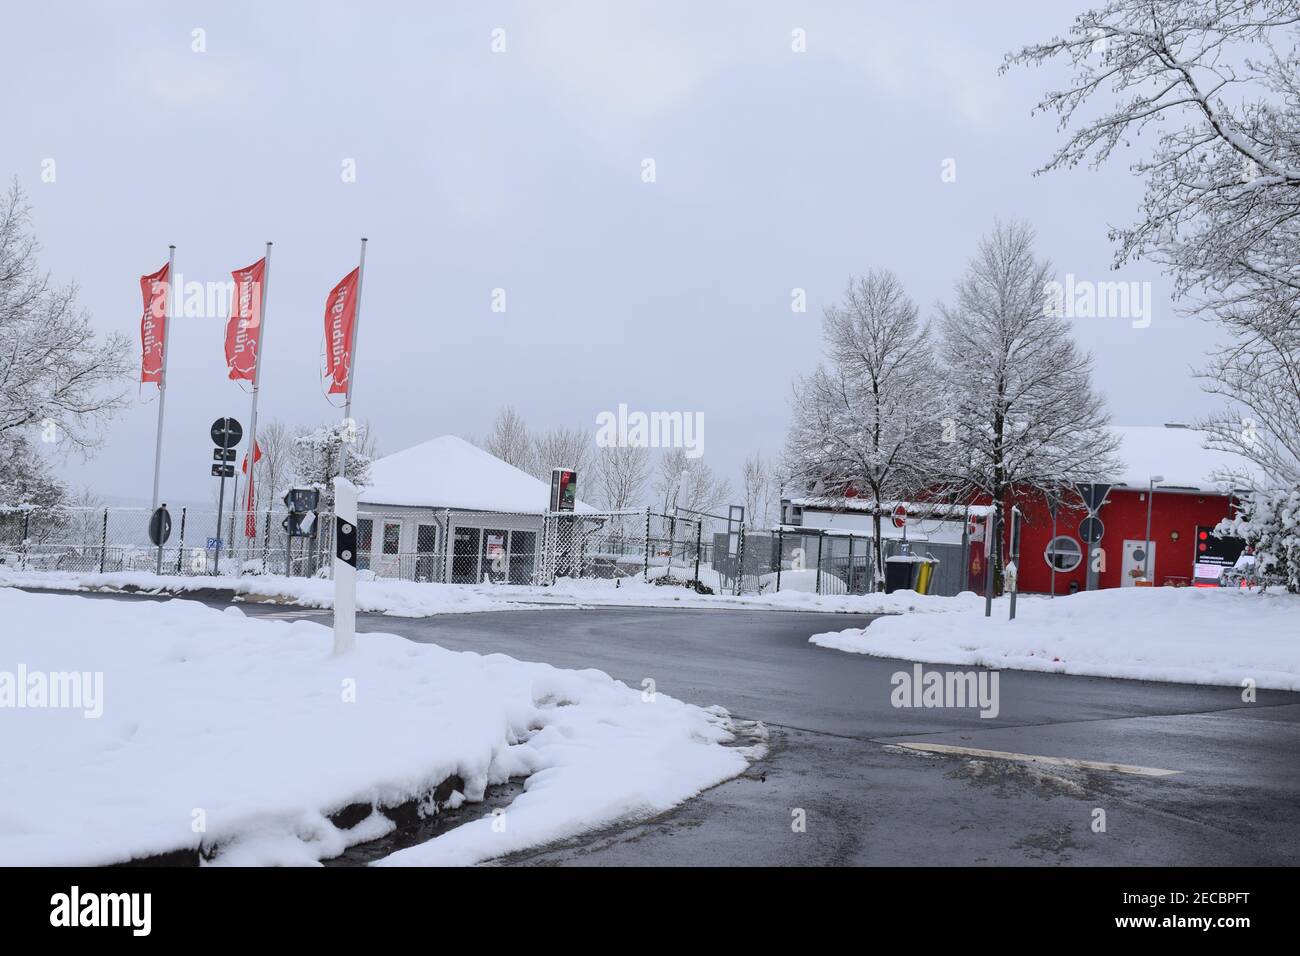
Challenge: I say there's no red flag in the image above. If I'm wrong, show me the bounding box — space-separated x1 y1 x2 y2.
139 262 170 384
225 257 266 381
242 442 262 538
323 267 360 394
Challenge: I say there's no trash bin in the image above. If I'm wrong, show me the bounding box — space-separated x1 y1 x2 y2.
885 554 921 593
915 556 940 595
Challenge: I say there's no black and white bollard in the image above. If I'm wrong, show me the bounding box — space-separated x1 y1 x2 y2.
333 476 357 655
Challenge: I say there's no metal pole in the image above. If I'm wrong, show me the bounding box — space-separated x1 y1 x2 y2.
150 245 176 575
1144 479 1155 582
693 519 702 588
99 508 108 573
959 503 970 593
213 468 227 575
338 237 368 479
983 506 997 618
1050 506 1058 597
643 506 651 582
228 468 239 567
149 245 176 515
243 241 272 557
815 532 823 595
848 533 855 594
176 507 186 574
776 527 783 593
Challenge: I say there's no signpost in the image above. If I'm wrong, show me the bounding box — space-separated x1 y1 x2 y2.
333 477 357 655
149 505 172 575
1075 482 1112 592
210 418 243 575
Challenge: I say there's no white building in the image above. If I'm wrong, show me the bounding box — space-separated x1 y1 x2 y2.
356 435 592 584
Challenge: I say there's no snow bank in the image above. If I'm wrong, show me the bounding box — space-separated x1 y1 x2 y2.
0 566 979 616
0 587 753 866
810 586 1300 690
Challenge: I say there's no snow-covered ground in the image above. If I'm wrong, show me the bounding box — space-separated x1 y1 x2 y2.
810 586 1300 691
0 587 761 866
0 565 978 616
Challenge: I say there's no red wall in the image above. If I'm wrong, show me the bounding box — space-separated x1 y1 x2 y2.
1005 487 1236 594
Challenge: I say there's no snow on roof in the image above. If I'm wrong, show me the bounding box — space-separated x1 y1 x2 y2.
1107 425 1257 492
359 435 594 513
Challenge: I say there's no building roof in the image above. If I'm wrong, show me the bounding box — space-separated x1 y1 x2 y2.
1108 425 1257 492
359 435 594 513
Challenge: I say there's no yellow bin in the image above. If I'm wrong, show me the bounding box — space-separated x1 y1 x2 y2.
915 557 938 595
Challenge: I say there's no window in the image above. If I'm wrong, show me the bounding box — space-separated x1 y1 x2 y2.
382 521 401 556
1044 535 1082 572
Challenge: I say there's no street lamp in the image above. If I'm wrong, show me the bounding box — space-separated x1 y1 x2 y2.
1144 475 1164 583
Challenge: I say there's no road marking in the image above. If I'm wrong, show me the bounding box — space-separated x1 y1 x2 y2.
892 742 1181 777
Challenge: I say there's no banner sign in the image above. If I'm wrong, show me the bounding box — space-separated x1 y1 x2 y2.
139 262 170 384
323 267 360 394
225 257 266 381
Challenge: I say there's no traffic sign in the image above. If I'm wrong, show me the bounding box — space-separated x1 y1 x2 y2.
892 504 908 529
213 447 236 462
1079 515 1105 544
206 537 223 550
210 417 243 449
148 506 172 546
211 463 235 478
1075 482 1112 514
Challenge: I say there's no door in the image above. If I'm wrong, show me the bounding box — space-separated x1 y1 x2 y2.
451 527 481 583
508 530 537 585
415 524 438 581
1121 539 1156 586
481 529 508 584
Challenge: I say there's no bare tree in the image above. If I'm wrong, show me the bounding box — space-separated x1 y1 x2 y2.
530 425 593 484
741 452 776 529
654 448 732 518
482 405 535 472
937 221 1121 589
592 443 651 511
784 269 945 580
0 181 130 449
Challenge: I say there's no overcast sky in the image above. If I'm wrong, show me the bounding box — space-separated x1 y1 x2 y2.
2 0 1223 506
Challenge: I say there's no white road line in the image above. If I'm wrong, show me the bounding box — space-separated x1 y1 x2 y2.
892 742 1182 777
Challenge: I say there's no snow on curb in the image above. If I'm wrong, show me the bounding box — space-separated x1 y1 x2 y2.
0 566 981 616
0 588 756 866
810 586 1300 691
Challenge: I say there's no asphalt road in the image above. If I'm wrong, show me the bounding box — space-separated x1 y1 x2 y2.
35 589 1300 865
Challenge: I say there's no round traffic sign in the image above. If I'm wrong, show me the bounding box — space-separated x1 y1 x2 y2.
148 506 172 546
210 417 243 449
1079 515 1104 544
892 505 908 529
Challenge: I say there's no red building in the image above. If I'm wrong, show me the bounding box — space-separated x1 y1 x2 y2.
991 425 1253 594
783 425 1255 595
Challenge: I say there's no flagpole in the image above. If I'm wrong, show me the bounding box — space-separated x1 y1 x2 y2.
149 245 176 516
244 241 272 549
338 237 367 476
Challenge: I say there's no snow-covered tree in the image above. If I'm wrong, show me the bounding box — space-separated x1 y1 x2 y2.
1218 487 1300 592
937 221 1121 587
291 421 372 513
1007 1 1300 491
0 182 131 450
784 269 945 580
0 433 67 511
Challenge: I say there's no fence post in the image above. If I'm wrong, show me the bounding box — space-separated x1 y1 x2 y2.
848 533 856 594
734 524 746 596
815 532 823 595
263 510 271 572
643 507 651 582
693 519 702 589
98 508 108 573
776 527 783 592
176 507 187 574
21 511 30 570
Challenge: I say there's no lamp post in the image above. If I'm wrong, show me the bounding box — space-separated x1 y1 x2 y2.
1144 475 1164 583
